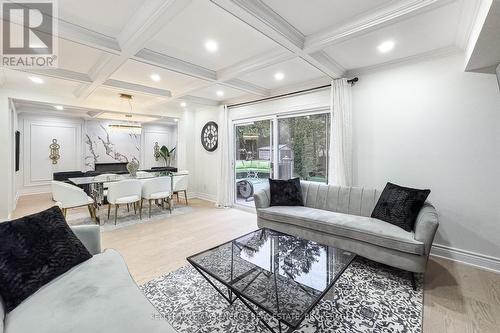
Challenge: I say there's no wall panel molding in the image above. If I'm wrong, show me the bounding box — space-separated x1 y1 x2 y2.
21 116 83 192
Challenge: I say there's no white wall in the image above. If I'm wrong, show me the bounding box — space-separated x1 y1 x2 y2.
228 88 330 120
352 53 500 263
0 95 14 220
191 106 220 201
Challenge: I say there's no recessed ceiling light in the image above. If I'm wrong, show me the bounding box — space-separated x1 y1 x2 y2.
216 90 224 97
174 118 179 122
54 105 64 110
274 72 285 81
150 73 161 82
29 76 44 84
180 101 187 107
205 39 218 53
377 40 395 53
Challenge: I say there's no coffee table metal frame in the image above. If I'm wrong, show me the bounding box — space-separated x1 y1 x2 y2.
187 228 356 333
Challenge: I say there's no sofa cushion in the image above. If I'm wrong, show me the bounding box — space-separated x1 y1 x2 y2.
0 206 92 312
4 249 176 333
371 182 431 232
269 178 304 206
258 206 424 255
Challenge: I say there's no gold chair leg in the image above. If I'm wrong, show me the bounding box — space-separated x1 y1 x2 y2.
107 204 111 220
87 205 94 220
184 190 188 205
139 200 143 220
133 202 137 214
149 199 152 218
114 204 118 225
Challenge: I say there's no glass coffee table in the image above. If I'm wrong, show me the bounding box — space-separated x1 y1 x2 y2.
187 228 356 333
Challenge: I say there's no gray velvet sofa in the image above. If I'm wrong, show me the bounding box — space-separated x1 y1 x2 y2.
254 181 439 274
0 225 175 333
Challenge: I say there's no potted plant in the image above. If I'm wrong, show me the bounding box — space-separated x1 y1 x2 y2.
159 145 176 167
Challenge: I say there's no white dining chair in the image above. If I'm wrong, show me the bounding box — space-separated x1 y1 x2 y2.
141 176 172 218
172 171 189 205
106 179 142 225
51 181 96 221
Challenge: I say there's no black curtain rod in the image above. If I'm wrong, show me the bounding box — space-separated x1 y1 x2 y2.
227 77 359 108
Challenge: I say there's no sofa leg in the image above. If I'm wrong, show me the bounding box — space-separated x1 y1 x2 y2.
409 272 417 291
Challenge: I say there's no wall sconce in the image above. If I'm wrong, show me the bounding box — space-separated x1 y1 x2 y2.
49 139 60 164
154 142 160 161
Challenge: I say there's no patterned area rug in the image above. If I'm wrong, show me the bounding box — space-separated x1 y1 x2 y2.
141 257 423 333
65 204 193 230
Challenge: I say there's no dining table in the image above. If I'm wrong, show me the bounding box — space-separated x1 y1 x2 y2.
68 171 188 224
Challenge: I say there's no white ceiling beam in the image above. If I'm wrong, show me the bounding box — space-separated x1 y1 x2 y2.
229 0 305 49
73 0 192 100
12 65 172 99
222 79 270 96
57 21 122 54
134 49 217 81
307 51 346 79
304 0 454 53
15 68 92 84
103 79 171 98
210 0 344 78
216 48 294 81
182 95 221 107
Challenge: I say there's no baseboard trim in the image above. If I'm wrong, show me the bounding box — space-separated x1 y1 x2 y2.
431 244 500 274
191 192 217 203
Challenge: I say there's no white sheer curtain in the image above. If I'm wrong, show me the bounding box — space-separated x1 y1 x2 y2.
216 104 232 208
329 78 353 186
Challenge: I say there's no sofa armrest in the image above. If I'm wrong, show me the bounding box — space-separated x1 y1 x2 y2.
414 203 439 255
71 225 101 255
254 187 271 210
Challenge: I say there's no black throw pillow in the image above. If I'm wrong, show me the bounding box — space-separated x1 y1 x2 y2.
371 182 431 232
269 178 304 206
0 206 92 312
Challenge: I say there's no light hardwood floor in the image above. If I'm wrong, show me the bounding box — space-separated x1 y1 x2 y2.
13 193 500 333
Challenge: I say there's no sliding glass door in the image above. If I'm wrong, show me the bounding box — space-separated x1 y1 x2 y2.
277 113 330 183
234 120 273 207
233 112 330 207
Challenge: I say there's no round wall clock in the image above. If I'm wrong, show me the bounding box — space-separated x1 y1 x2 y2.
201 121 218 152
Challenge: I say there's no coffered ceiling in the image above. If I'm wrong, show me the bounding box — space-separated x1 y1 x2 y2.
0 0 485 116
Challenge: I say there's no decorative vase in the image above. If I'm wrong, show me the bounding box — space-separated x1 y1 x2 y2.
126 160 139 177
